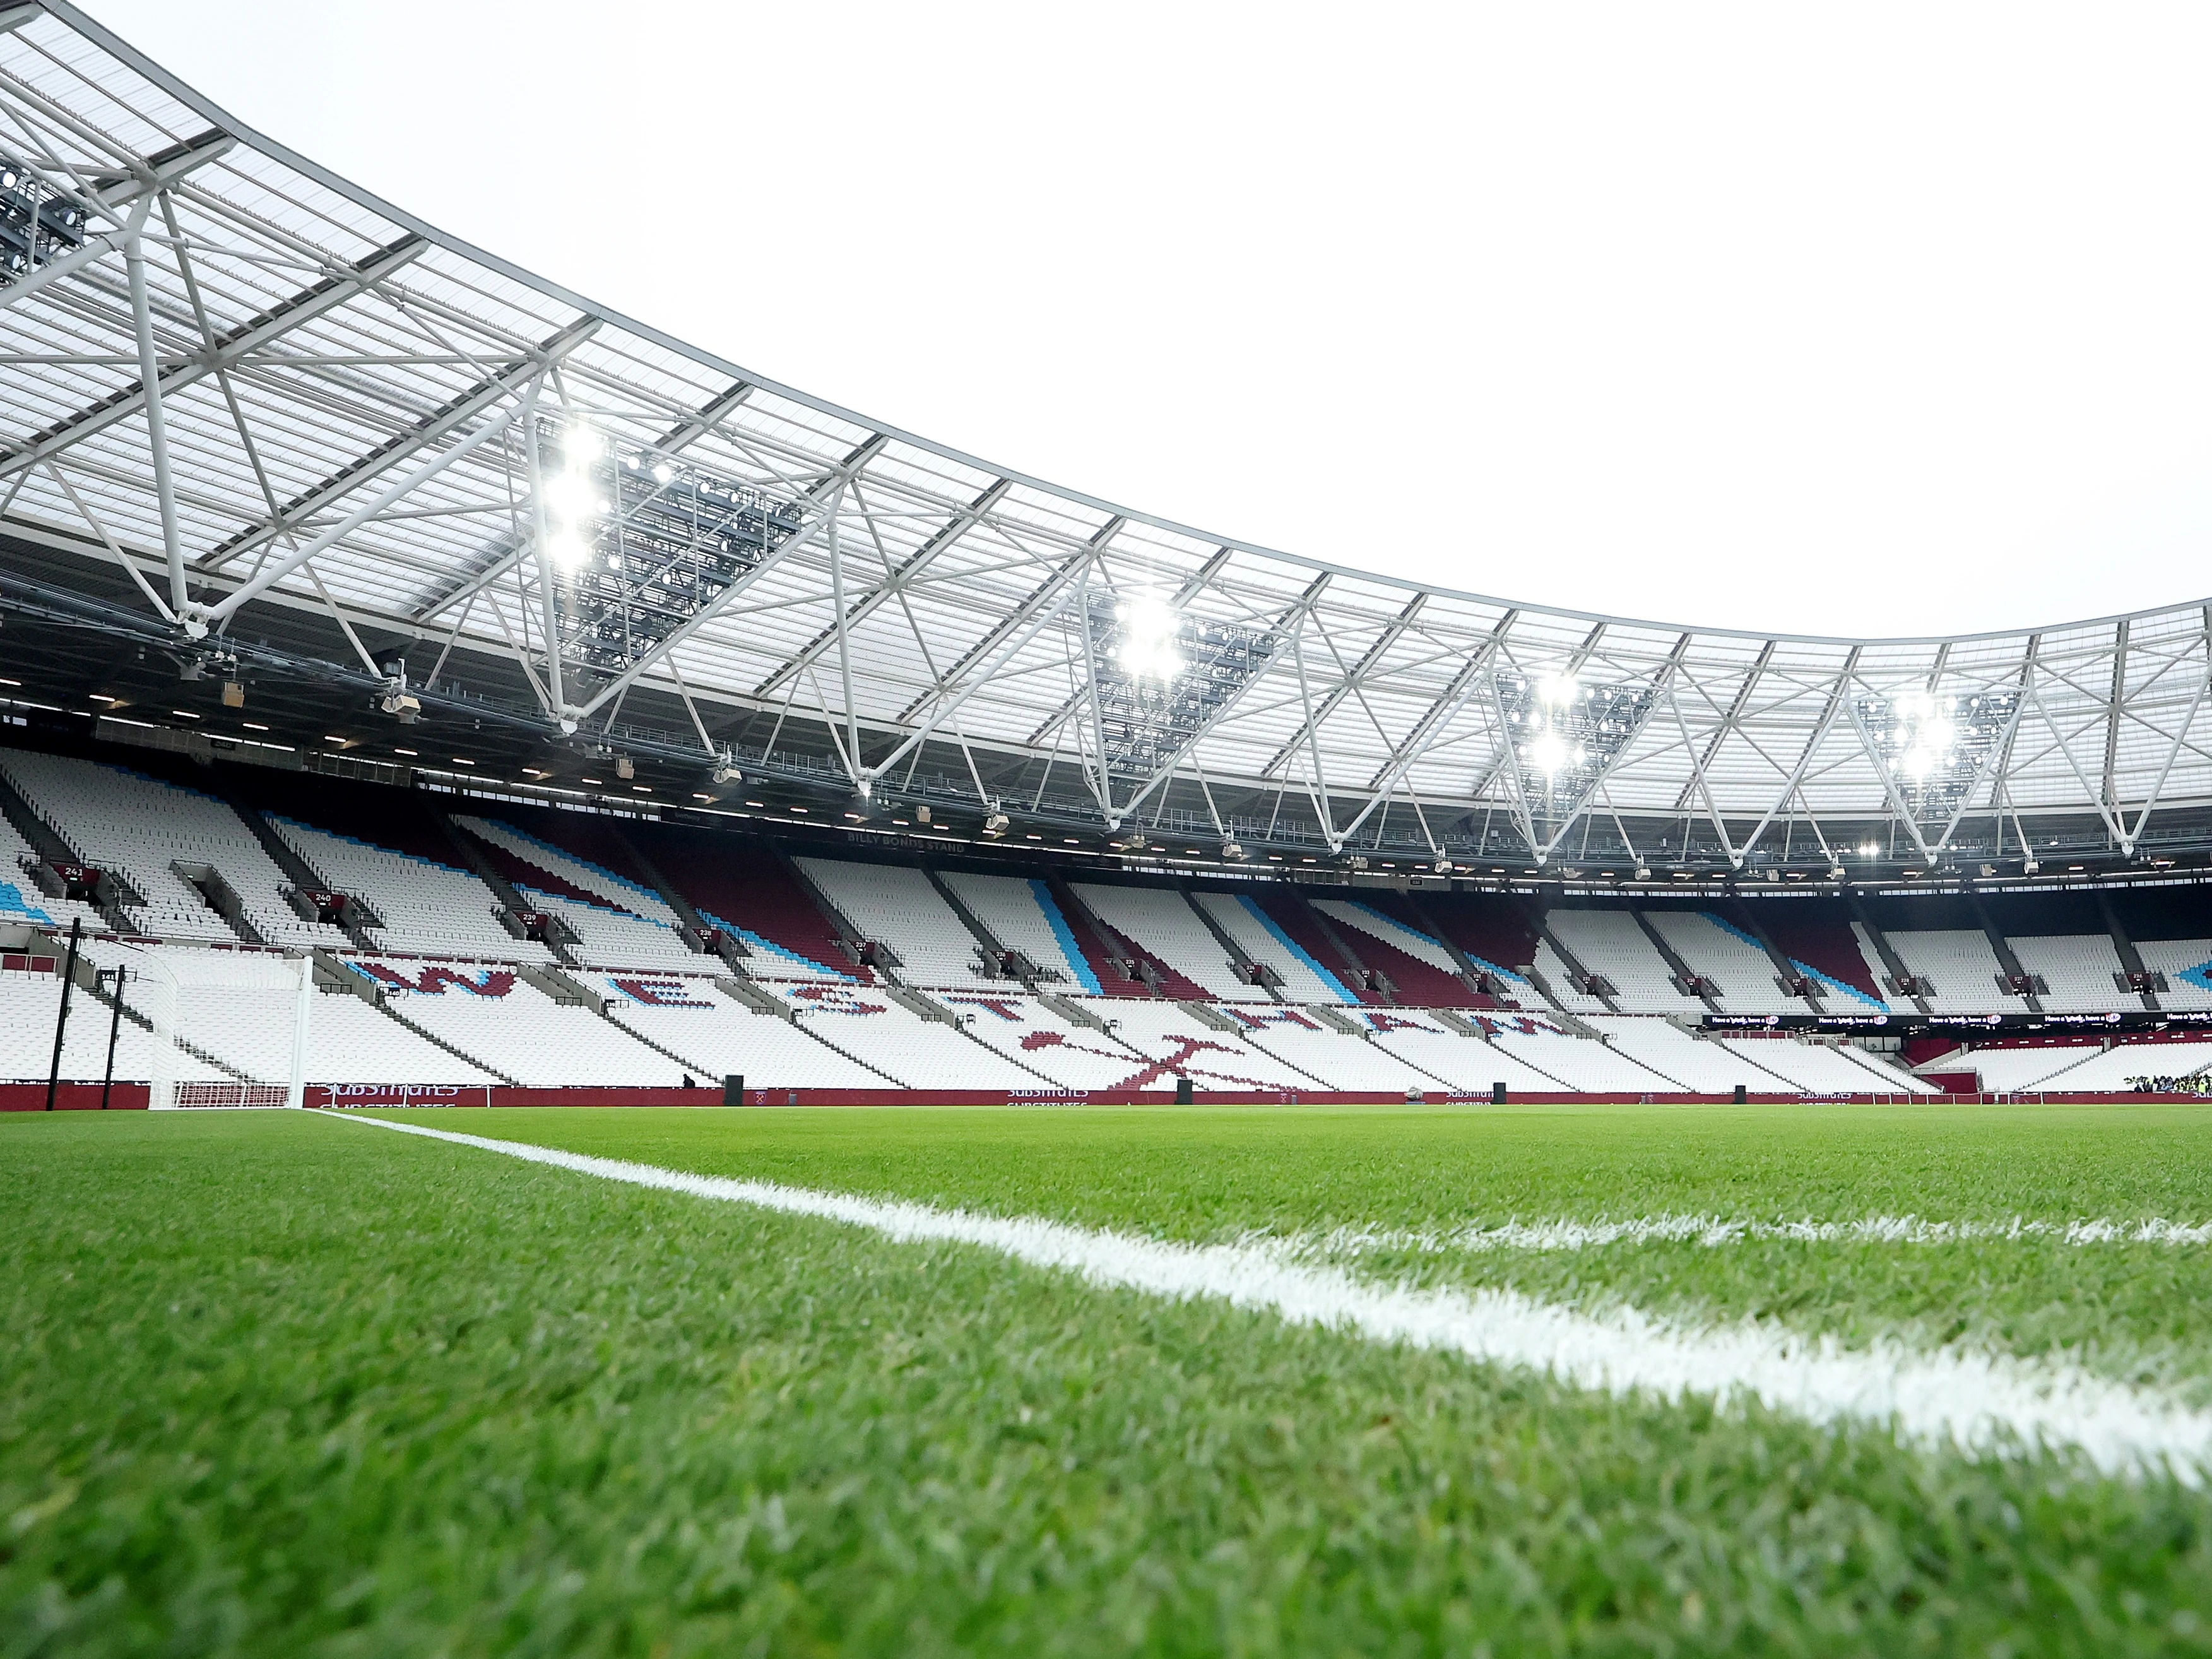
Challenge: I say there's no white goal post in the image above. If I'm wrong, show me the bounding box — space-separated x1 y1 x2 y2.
115 944 315 1110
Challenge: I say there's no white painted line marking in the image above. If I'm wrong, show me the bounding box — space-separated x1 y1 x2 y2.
327 1112 2212 1482
1299 1214 2212 1256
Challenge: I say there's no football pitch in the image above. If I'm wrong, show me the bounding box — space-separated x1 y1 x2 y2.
8 1102 2212 1655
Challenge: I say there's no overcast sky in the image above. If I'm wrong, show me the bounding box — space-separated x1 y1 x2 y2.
81 1 2212 639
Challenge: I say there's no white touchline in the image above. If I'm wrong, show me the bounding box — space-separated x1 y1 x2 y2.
1295 1214 2212 1256
327 1112 2212 1484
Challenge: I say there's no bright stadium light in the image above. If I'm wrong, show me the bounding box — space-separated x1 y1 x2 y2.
1530 730 1575 775
546 530 590 567
1115 594 1183 681
1537 673 1580 708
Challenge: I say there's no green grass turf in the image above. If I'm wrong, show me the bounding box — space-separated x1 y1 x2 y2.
453 1100 2212 1385
0 1104 2208 1656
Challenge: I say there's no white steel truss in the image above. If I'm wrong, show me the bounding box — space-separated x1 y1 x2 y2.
0 3 2209 870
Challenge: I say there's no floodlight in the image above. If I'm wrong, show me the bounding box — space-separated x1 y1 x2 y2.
984 812 1009 835
2022 859 2040 875
546 530 589 566
1123 830 1148 850
1115 594 1183 681
651 461 674 484
1530 731 1571 775
1537 673 1579 708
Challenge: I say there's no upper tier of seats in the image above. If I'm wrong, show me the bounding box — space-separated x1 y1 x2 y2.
1 749 349 950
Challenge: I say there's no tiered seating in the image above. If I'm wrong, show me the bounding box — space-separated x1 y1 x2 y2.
626 823 854 981
1193 892 1361 1004
1419 895 1544 989
78 940 497 1085
1580 1016 1769 1091
1712 1036 1932 1093
2007 934 2129 1013
518 889 699 972
1219 1005 1438 1090
0 809 107 936
935 990 1158 1089
1247 893 1380 1002
0 747 348 949
1884 930 2019 1013
1488 1016 1677 1091
275 818 553 963
588 972 885 1089
455 814 702 971
1068 996 1317 1088
2135 939 2212 1009
764 981 1050 1088
0 965 226 1082
1310 898 1491 1007
938 871 1101 990
343 957 674 1085
796 857 985 988
1545 908 1706 1013
2029 1040 2212 1091
1643 910 1793 1011
1073 883 1266 1002
1753 900 1896 1009
1939 1044 2104 1091
1529 940 1609 1013
1349 1009 1510 1089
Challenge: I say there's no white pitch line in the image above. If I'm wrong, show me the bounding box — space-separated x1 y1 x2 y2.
1297 1214 2212 1257
327 1112 2212 1483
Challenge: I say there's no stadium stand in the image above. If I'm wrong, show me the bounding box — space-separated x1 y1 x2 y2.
934 990 1157 1088
1069 996 1318 1088
1578 1016 1761 1092
2136 939 2212 1009
1194 891 1361 1004
2023 1040 2212 1091
795 857 986 988
938 871 1101 990
1419 894 1545 996
1643 908 1794 1011
1753 900 1896 1009
0 960 225 1083
1244 892 1381 1002
273 816 555 963
1072 883 1262 1001
76 939 499 1085
1217 1004 1439 1090
631 824 855 980
1712 1035 1932 1093
0 807 107 936
1883 929 2020 1014
343 957 677 1085
1309 898 1491 1006
1546 908 1706 1013
588 971 885 1090
764 980 1051 1088
0 748 348 948
2006 934 2131 1014
456 814 702 972
1483 1014 1675 1091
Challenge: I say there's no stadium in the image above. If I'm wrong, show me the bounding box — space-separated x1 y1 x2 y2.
6 4 2212 1652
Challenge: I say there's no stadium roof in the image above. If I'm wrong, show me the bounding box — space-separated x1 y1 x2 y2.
1 1 2209 877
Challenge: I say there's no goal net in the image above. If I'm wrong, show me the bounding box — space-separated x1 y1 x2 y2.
66 937 317 1110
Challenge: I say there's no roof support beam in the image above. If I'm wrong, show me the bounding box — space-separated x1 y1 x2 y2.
0 233 426 482
196 395 526 629
1262 593 1426 778
0 129 234 316
198 315 597 574
752 476 1012 699
1331 615 1516 847
119 232 186 614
